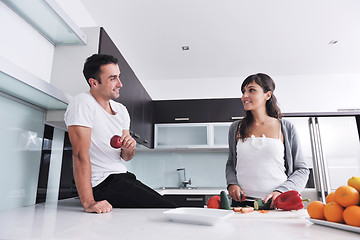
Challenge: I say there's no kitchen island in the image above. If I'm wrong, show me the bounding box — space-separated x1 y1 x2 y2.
0 198 358 239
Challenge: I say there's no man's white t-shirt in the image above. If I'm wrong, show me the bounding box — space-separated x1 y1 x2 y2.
64 92 130 187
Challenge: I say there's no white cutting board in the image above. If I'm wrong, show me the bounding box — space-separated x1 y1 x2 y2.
231 209 308 219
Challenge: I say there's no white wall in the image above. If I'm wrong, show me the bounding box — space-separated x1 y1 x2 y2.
275 73 360 113
145 73 360 113
0 1 55 82
125 151 228 188
50 27 100 96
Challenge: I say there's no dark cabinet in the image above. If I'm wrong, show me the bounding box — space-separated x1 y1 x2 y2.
98 28 153 148
154 99 210 123
210 98 244 122
163 195 205 207
154 98 244 124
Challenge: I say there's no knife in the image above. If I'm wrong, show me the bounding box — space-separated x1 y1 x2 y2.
240 193 262 201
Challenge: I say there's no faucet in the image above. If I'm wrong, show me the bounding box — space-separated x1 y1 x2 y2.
177 168 191 188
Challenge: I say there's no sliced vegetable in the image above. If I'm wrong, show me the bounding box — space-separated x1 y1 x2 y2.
254 199 272 210
233 207 242 212
241 207 254 213
220 191 231 210
258 210 270 213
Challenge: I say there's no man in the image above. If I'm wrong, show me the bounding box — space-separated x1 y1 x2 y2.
64 54 176 213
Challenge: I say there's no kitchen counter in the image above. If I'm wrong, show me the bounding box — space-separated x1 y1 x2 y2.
0 198 358 240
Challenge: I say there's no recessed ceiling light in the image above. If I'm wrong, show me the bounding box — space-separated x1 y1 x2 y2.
329 40 338 45
182 46 190 51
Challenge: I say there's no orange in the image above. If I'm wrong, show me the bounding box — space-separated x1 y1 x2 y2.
348 176 360 192
307 201 325 220
343 205 360 227
326 192 336 204
335 185 360 207
324 202 344 223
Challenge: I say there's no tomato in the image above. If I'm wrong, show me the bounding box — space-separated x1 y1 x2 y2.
207 195 221 209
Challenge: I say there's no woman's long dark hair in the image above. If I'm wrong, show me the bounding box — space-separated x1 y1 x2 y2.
237 73 282 141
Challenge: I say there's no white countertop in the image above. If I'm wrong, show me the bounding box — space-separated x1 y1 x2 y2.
0 198 358 240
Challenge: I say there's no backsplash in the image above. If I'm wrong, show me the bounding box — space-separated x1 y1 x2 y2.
124 150 228 189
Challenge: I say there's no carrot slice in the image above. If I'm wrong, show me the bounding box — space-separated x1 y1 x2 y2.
241 207 254 213
258 210 270 213
233 207 242 212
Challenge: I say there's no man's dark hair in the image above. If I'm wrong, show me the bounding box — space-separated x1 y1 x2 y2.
83 54 118 86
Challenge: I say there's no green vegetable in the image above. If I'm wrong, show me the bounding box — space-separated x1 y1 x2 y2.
254 199 272 210
220 191 231 210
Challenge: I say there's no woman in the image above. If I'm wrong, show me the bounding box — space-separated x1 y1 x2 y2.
225 73 309 209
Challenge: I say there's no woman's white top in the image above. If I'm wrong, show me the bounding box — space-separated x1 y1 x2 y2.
235 123 287 198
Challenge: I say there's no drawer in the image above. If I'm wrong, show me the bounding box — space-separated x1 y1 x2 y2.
163 194 205 207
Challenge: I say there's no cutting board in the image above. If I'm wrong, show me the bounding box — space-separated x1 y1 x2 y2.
231 209 308 219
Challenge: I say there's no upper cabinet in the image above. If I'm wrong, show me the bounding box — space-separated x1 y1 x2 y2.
154 98 244 124
210 98 244 122
98 28 153 148
154 99 210 123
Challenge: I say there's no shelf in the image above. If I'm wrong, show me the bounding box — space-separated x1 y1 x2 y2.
154 122 231 149
2 0 87 45
0 56 72 110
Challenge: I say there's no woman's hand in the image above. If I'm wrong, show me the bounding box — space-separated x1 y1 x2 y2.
227 184 244 202
264 191 282 209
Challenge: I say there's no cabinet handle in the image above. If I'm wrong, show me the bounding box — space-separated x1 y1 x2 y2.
231 116 243 120
186 197 203 201
175 118 190 121
133 133 140 139
143 139 149 143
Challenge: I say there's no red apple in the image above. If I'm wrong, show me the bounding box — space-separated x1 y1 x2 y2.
110 135 122 148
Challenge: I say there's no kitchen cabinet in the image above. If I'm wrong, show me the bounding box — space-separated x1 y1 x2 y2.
154 99 210 123
210 98 244 122
163 195 205 207
154 122 231 149
154 98 244 124
99 28 153 148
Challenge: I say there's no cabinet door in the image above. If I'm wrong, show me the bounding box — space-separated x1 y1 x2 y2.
141 91 154 148
154 99 211 123
163 195 205 207
210 98 244 122
155 124 208 148
130 79 144 142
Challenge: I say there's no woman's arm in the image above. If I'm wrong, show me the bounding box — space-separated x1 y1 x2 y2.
275 121 310 193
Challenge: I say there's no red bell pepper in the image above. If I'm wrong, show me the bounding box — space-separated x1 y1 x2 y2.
275 190 309 211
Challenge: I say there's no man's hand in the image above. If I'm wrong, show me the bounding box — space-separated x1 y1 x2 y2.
120 130 136 161
84 200 113 214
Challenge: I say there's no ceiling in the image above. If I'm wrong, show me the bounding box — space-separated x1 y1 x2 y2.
57 0 360 100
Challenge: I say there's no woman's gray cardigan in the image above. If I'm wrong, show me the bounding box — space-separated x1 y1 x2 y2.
225 119 310 193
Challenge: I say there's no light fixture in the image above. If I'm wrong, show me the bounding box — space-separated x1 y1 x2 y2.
1 0 87 45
